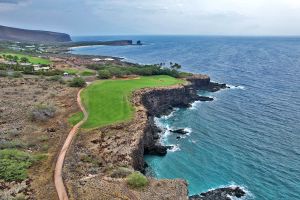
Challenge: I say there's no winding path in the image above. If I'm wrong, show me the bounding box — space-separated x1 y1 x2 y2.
54 88 88 200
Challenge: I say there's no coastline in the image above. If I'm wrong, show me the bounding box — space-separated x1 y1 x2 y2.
62 73 245 199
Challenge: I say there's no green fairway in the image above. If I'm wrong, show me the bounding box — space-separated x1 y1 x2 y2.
68 112 84 126
1 52 51 64
80 75 185 129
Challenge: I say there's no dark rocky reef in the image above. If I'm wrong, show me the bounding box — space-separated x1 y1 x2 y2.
170 129 189 135
189 187 246 200
186 74 229 92
0 25 71 42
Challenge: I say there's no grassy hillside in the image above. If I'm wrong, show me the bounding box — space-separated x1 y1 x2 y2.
79 75 184 129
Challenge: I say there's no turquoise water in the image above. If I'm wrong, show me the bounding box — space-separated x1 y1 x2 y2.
72 36 300 199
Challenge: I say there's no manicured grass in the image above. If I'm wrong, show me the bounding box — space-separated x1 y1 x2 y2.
68 112 84 126
1 52 51 65
81 75 185 129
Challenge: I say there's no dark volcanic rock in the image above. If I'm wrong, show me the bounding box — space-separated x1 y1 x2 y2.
198 96 214 101
0 25 72 42
189 187 246 200
132 74 227 171
204 82 229 92
170 129 188 135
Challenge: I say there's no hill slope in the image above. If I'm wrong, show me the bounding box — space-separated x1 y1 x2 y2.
0 25 72 43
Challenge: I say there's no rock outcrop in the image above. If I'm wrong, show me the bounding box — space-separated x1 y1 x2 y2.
131 74 227 171
189 186 246 200
0 25 72 42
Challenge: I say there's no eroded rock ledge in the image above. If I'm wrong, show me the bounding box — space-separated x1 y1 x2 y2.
131 74 227 171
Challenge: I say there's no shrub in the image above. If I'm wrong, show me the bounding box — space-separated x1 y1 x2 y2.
87 64 183 78
31 104 56 122
106 67 127 78
69 77 86 87
0 149 35 181
80 70 95 76
0 70 7 77
0 140 26 149
47 75 62 82
126 172 149 188
111 167 133 178
98 69 112 79
11 71 22 78
20 57 29 63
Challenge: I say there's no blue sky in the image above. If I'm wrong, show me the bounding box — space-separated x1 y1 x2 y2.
0 0 300 36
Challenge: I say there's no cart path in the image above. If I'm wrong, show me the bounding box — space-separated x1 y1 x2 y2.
54 88 88 200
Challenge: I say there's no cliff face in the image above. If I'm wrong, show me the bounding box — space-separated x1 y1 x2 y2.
131 75 212 171
63 74 226 199
0 25 72 43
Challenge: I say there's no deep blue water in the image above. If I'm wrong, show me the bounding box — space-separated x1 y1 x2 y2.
71 36 300 200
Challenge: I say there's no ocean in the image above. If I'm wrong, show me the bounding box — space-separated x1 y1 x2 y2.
71 36 300 200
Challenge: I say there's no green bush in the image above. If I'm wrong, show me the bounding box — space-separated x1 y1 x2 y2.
80 70 96 76
0 140 27 149
126 172 149 188
98 69 112 79
69 77 86 87
34 69 63 76
111 167 133 178
47 75 62 82
87 64 182 78
0 149 35 181
11 71 23 78
0 70 7 77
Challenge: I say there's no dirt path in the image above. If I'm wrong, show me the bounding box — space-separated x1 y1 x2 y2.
54 88 88 200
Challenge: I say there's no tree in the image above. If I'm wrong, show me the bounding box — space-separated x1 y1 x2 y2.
13 56 19 62
20 57 30 63
69 77 86 88
98 69 112 79
170 63 182 70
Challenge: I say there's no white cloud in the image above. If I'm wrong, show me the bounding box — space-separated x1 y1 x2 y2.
1 0 300 35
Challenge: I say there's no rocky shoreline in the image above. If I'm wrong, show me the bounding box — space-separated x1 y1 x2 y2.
134 74 246 199
132 74 228 172
63 74 245 199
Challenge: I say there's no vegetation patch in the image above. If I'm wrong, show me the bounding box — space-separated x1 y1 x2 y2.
68 112 84 126
69 77 86 87
110 167 133 178
80 70 96 76
1 52 51 65
0 149 35 181
64 68 80 75
126 172 149 188
30 104 56 122
81 75 185 129
88 64 192 78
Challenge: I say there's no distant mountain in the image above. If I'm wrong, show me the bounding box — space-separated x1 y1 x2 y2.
0 25 72 43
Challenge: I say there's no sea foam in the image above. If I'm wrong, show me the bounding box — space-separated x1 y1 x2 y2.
228 84 246 90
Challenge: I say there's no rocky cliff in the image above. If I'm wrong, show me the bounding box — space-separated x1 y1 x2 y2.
0 25 72 43
130 75 227 171
63 74 234 200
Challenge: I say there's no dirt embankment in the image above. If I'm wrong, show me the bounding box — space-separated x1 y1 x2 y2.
0 77 78 200
63 75 227 200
